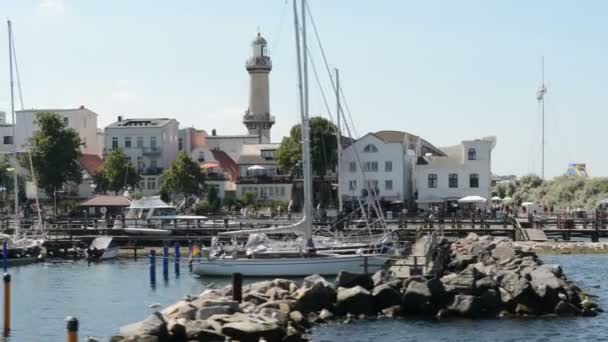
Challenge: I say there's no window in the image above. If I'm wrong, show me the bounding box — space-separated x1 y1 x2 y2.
268 187 274 197
139 180 145 190
349 162 356 172
126 156 132 164
366 180 379 193
150 160 157 170
261 150 274 160
428 174 438 188
260 187 267 198
470 174 479 188
150 136 157 150
3 136 12 145
178 138 183 151
63 117 68 125
280 187 285 196
125 137 131 148
137 156 144 173
136 136 143 148
363 161 378 172
449 174 458 188
198 151 205 161
385 161 392 172
349 180 357 191
363 144 378 152
146 177 156 190
112 137 118 150
468 148 477 160
385 180 393 190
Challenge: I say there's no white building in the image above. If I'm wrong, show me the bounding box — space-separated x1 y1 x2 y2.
14 106 100 156
236 143 292 202
104 117 179 194
414 137 497 208
339 131 496 211
339 131 444 208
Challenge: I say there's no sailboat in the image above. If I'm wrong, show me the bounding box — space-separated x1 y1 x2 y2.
1 20 45 266
193 0 390 277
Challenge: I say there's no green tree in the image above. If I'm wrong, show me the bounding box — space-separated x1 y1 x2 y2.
207 186 222 212
242 191 257 207
159 152 206 200
27 112 83 196
276 116 338 177
94 149 140 194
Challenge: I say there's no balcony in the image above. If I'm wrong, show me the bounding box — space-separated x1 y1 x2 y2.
141 167 164 176
246 56 272 70
142 147 161 155
238 174 292 184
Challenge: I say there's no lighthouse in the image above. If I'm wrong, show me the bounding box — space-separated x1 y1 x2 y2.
243 32 275 143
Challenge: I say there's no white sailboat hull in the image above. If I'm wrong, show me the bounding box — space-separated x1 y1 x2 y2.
123 227 172 236
193 254 388 277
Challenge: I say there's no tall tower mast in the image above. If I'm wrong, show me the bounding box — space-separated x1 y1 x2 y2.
536 56 547 179
243 32 275 143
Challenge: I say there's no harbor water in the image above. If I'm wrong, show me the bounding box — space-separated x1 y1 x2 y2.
4 254 608 341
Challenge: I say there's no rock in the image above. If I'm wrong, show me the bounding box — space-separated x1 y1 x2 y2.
492 244 516 260
258 307 289 326
373 284 401 311
167 320 186 341
319 308 334 321
336 271 374 291
294 280 337 314
192 298 239 312
109 336 158 342
435 308 450 319
163 301 197 320
381 305 401 317
478 289 501 314
289 310 304 324
336 286 376 316
442 267 477 295
475 276 498 295
529 267 563 313
257 300 295 315
118 312 168 338
372 269 391 287
447 295 481 317
499 272 530 299
401 279 435 315
448 254 476 271
302 274 333 289
247 280 274 294
195 305 235 320
243 292 269 306
273 278 299 292
554 300 579 315
266 286 291 300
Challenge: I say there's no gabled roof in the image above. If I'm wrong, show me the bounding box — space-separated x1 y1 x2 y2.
372 130 446 157
80 195 131 207
79 154 103 176
210 149 240 181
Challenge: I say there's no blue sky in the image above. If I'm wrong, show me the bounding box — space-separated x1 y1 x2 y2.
0 0 607 178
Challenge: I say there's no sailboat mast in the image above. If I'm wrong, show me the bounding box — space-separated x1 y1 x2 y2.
335 68 343 212
8 20 19 237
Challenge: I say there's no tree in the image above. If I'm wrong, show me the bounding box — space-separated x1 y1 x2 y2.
276 116 338 177
159 152 206 200
27 112 83 196
94 149 140 194
206 186 222 212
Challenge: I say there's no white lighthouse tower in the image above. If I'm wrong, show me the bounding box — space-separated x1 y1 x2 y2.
243 32 275 143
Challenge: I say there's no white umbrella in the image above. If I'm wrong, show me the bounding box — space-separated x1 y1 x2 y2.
247 165 265 170
502 196 513 203
458 195 487 204
521 202 535 206
599 198 608 205
491 196 502 202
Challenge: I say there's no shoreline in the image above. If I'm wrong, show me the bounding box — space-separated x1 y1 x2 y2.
514 241 608 254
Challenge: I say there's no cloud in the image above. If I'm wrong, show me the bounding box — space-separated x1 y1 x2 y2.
111 80 137 102
39 0 64 13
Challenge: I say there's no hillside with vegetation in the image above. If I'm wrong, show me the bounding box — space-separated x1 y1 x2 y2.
493 175 608 209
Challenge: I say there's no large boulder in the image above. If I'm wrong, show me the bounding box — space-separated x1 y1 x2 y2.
448 253 476 271
442 268 477 295
529 266 565 313
373 284 402 311
447 295 482 317
110 336 159 342
195 305 235 320
162 301 197 320
475 276 498 295
302 274 333 289
294 281 337 314
492 244 517 260
372 269 391 287
222 319 286 342
401 279 436 315
118 312 168 339
336 286 376 316
335 271 374 291
478 289 501 314
184 320 225 341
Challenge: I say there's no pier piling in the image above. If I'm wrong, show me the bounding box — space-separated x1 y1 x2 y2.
232 273 243 303
3 273 10 337
65 316 78 342
174 243 180 277
2 241 6 273
188 241 193 273
149 250 156 287
162 245 169 281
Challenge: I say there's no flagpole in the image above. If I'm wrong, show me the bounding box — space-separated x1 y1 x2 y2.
541 56 545 179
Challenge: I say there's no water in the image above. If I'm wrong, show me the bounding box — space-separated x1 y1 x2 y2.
3 254 608 341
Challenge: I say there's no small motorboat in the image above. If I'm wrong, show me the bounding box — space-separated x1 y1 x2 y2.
85 236 119 261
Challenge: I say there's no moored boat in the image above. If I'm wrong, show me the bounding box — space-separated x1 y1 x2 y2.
85 236 120 261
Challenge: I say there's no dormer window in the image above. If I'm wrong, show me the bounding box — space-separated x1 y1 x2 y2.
363 144 378 153
468 148 477 160
261 150 274 160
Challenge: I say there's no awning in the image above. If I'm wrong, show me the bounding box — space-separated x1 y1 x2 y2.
458 196 487 204
200 162 219 169
248 165 265 171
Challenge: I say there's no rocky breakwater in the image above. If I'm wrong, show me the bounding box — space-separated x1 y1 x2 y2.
111 234 600 342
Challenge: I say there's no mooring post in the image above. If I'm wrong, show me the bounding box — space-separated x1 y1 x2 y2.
3 273 10 337
188 241 193 273
149 250 156 287
162 245 169 281
174 242 180 277
65 316 78 342
232 273 243 303
2 241 6 273
363 256 369 275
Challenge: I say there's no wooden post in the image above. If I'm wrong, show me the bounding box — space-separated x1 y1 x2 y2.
232 273 243 303
162 245 169 281
149 250 156 287
2 242 6 273
363 256 369 275
65 316 78 342
3 273 10 337
174 243 180 277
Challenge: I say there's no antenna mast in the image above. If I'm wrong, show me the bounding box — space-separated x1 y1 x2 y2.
8 20 20 237
536 56 547 179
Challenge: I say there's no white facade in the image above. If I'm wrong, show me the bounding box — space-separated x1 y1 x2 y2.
339 133 414 204
237 183 292 202
104 118 179 195
415 137 496 206
15 107 100 155
206 134 258 162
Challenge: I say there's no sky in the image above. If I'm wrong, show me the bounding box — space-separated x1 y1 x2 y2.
0 0 607 178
